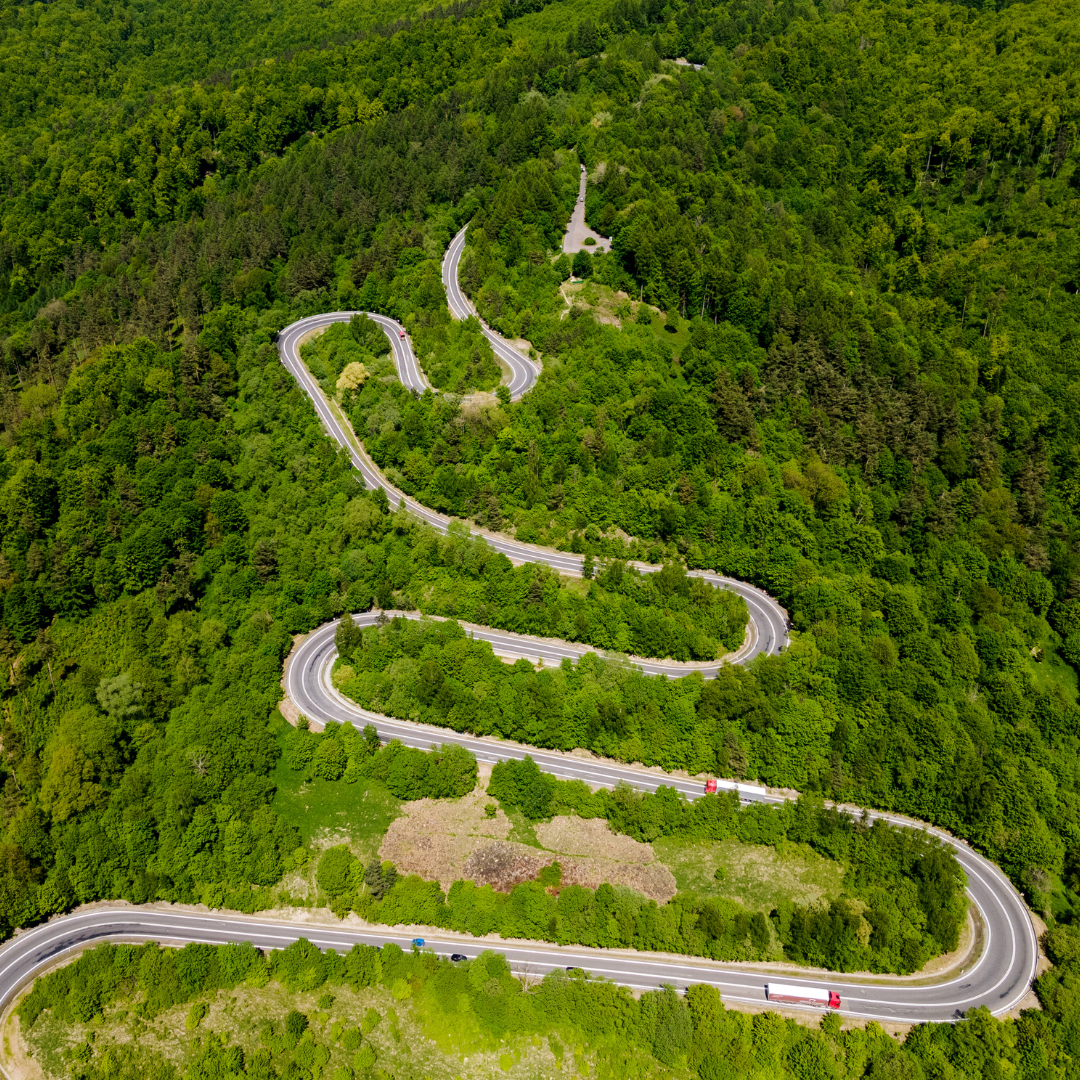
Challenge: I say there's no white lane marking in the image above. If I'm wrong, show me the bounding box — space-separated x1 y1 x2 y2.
441 223 539 397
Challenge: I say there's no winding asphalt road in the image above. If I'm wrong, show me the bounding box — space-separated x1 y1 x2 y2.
277 304 789 666
0 234 1039 1034
282 611 1038 1024
441 224 542 399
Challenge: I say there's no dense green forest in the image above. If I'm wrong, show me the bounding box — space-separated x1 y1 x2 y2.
1 0 1080 1073
343 0 1080 917
0 320 738 937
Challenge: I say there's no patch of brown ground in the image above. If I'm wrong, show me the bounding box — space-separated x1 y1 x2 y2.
460 839 676 901
378 766 512 887
2 1008 47 1080
462 842 547 891
380 769 676 902
534 817 653 864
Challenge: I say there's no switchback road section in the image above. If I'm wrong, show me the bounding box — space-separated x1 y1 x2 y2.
272 279 1038 1026
441 224 541 399
276 308 790 665
0 238 1037 1035
281 610 1038 1025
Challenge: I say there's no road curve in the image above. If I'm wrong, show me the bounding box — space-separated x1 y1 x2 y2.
275 289 1037 1024
273 276 1037 1018
0 867 1036 1031
281 610 1038 1024
277 310 789 667
441 224 542 399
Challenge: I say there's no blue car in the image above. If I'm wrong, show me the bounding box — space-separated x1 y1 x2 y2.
412 938 425 948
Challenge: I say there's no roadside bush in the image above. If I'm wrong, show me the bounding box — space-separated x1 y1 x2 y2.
318 846 360 899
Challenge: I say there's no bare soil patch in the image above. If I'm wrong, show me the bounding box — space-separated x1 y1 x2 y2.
458 837 676 901
463 842 548 890
378 766 512 887
2 1008 46 1080
534 817 653 863
380 770 676 901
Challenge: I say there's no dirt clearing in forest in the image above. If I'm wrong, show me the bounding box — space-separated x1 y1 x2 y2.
379 767 677 902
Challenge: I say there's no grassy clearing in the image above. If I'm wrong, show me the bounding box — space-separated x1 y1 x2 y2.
506 0 604 42
268 714 400 862
503 805 545 850
1025 632 1078 706
558 278 693 355
14 1005 72 1079
654 836 847 911
19 974 614 1080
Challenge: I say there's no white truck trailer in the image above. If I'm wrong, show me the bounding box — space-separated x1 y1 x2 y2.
765 983 841 1009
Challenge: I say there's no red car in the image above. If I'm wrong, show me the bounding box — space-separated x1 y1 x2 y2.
399 330 406 339
704 778 717 794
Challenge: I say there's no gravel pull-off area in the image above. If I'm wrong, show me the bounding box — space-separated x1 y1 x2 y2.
562 165 611 254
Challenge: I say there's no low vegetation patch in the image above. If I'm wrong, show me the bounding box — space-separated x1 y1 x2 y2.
653 835 847 913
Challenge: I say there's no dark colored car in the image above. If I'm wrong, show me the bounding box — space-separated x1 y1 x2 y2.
451 954 468 963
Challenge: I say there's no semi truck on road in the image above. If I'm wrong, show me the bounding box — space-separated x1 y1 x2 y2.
765 983 841 1009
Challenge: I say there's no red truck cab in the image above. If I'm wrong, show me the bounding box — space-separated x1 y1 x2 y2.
704 778 717 794
829 992 841 1009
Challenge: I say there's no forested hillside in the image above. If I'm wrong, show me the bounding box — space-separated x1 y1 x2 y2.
1 0 1080 1074
349 0 1080 911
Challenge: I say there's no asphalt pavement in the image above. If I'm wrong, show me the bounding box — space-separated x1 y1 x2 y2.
271 289 1039 1025
441 224 541 399
276 308 789 666
277 610 1038 1024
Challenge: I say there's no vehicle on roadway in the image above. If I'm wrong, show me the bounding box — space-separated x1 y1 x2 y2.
705 778 717 794
399 330 406 338
765 983 840 1009
450 953 468 963
412 937 425 948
